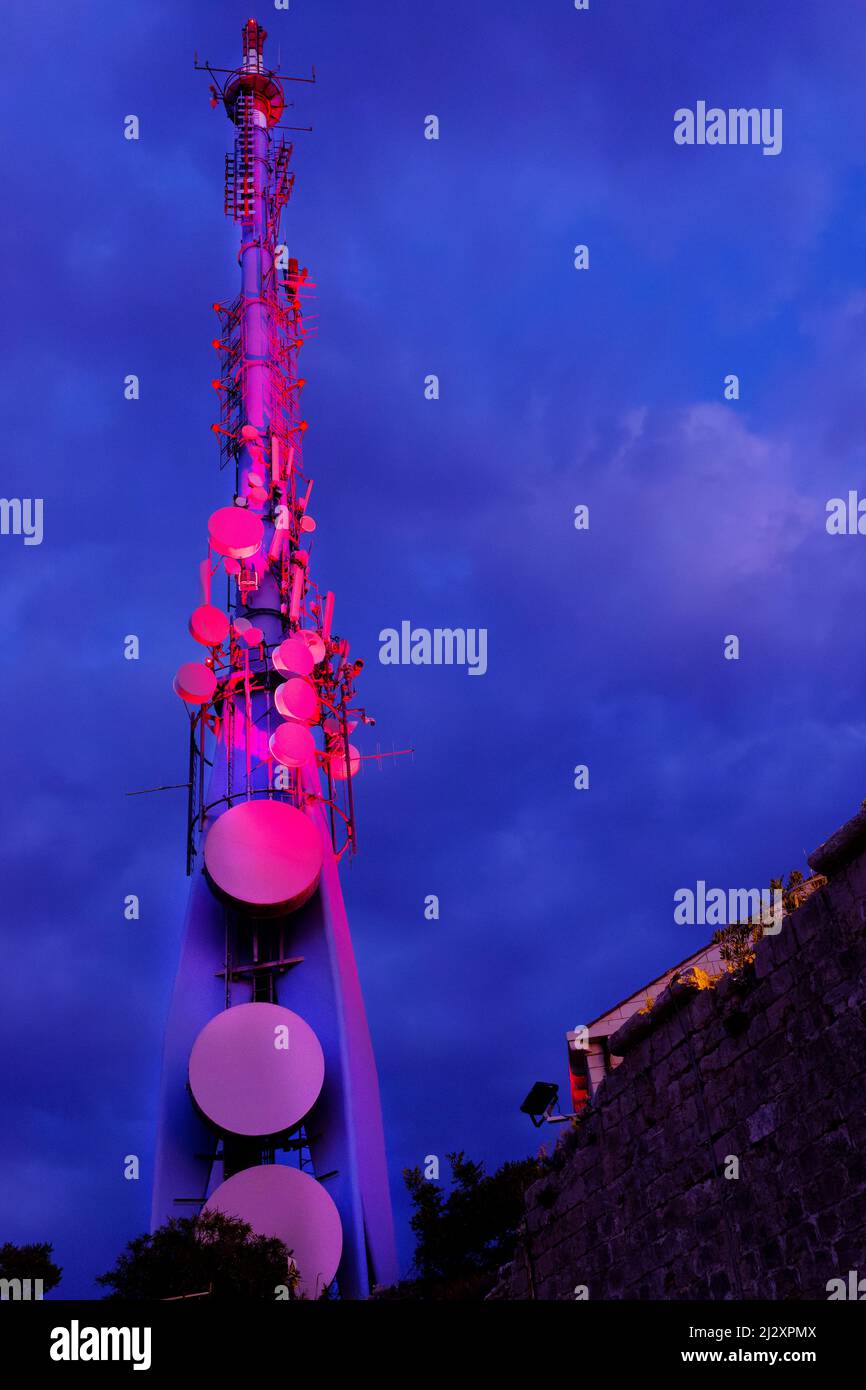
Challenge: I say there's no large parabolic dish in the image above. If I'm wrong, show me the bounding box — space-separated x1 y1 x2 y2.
204 1164 343 1298
207 505 264 559
203 799 323 915
189 1002 325 1137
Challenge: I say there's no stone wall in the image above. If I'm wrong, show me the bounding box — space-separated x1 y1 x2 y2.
490 811 866 1300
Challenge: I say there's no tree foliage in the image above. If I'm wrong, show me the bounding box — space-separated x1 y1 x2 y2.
376 1150 543 1300
96 1209 296 1300
0 1241 62 1292
713 870 811 973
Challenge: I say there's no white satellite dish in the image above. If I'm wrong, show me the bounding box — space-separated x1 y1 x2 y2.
173 662 218 705
208 506 264 560
323 716 358 736
203 1164 342 1299
273 636 314 678
204 798 323 915
189 604 230 647
189 1003 324 1138
269 721 316 769
274 677 319 725
299 629 326 664
328 744 361 780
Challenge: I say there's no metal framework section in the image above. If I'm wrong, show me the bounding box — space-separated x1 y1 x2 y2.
152 18 398 1299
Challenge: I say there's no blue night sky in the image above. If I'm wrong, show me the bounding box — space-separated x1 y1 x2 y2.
2 0 866 1296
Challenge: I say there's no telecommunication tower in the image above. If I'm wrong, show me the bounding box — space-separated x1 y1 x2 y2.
151 17 398 1299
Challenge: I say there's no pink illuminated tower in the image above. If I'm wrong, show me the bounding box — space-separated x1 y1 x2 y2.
151 18 398 1299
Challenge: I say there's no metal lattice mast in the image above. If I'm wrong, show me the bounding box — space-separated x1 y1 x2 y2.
152 18 397 1299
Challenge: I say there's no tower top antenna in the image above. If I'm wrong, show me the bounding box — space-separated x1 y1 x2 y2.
226 18 284 127
195 16 315 131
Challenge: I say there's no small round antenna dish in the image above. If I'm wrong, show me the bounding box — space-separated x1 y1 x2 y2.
233 616 252 633
324 716 358 736
240 423 261 442
240 625 264 647
269 721 316 769
274 677 320 725
208 506 264 559
189 605 231 648
203 1164 342 1299
204 799 322 915
329 744 361 780
173 662 217 705
189 1002 324 1137
299 630 326 664
273 637 315 678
